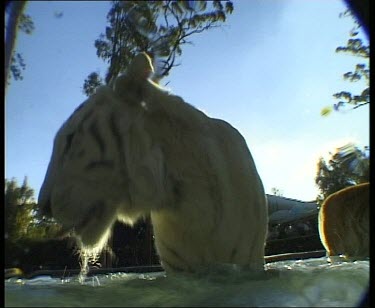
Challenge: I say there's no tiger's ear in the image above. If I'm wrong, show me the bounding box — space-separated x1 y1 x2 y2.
127 52 154 81
113 53 154 104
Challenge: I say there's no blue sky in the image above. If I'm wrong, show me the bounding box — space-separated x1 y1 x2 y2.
5 0 369 202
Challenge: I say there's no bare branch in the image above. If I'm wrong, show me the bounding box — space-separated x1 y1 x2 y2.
85 1 233 94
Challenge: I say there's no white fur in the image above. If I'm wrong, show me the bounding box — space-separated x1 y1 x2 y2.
38 54 268 273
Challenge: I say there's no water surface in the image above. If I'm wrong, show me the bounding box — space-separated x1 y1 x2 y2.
5 257 369 307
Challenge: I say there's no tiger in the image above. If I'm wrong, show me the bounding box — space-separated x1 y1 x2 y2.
38 52 268 273
318 182 369 261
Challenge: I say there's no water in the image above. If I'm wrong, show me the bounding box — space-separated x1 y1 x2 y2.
5 257 369 307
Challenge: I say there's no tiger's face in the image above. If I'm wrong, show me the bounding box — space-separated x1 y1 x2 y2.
38 52 269 273
38 86 138 248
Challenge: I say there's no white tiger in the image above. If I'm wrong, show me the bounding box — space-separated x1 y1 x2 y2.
318 182 369 261
38 53 268 273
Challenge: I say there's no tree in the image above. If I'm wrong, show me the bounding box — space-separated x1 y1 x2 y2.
5 177 35 241
343 0 369 38
315 143 369 204
321 9 369 116
5 1 35 88
83 0 234 96
82 72 104 99
4 177 60 242
270 187 283 197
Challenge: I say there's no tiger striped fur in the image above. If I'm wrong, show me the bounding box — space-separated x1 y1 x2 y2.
38 53 268 273
318 182 369 260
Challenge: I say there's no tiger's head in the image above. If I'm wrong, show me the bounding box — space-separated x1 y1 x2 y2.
38 53 164 250
38 87 130 248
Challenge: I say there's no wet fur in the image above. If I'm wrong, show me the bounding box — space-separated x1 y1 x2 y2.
38 53 268 273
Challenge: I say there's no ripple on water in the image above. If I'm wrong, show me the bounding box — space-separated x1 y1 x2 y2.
5 257 369 307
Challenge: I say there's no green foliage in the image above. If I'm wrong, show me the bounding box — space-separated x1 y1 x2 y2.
270 187 283 197
82 72 104 96
315 143 369 204
5 1 35 86
17 12 35 34
83 0 234 96
321 9 369 116
5 177 35 241
9 52 26 81
4 177 60 242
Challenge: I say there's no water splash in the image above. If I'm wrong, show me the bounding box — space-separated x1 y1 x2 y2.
77 246 102 284
75 228 112 284
5 258 369 307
